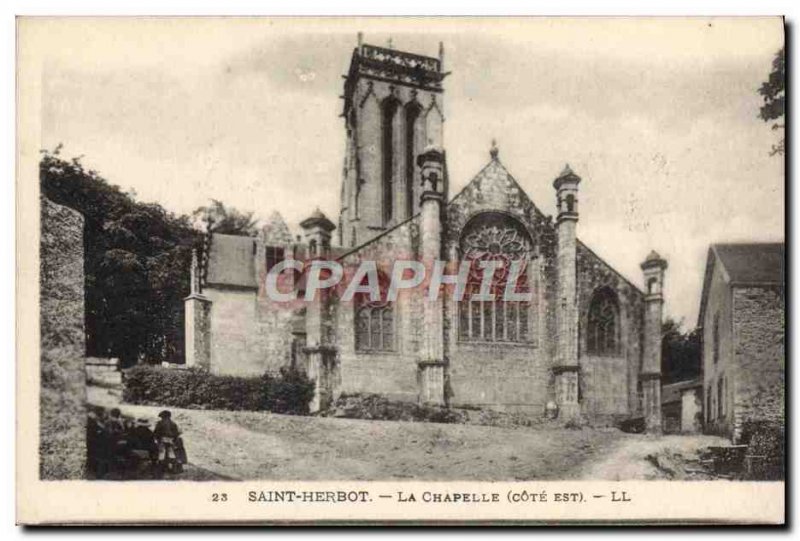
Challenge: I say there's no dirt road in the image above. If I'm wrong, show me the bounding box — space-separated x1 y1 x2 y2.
578 433 729 480
89 385 724 481
89 385 624 480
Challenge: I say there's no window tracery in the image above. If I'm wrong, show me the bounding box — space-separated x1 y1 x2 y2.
458 213 535 343
587 287 620 355
354 271 394 352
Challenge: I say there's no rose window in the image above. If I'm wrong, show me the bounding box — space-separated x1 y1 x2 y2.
458 213 535 343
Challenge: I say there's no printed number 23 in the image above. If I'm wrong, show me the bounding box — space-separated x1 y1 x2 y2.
212 493 228 502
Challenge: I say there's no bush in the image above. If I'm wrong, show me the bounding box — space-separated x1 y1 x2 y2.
122 365 314 415
322 393 467 424
267 367 316 415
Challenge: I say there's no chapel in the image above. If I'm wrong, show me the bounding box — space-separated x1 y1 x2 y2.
185 37 668 428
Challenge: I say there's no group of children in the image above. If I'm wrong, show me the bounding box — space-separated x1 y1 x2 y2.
86 406 187 478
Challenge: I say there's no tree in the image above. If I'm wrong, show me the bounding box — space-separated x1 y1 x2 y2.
661 318 702 384
192 199 259 236
40 148 199 367
758 46 785 156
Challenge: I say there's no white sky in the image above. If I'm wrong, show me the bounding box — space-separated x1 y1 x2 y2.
38 17 784 328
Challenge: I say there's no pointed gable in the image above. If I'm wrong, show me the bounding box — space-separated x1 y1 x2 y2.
452 157 551 218
261 211 294 246
445 157 554 248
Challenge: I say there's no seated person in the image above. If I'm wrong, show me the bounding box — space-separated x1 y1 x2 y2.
129 418 157 464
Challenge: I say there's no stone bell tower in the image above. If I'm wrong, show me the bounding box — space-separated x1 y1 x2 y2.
553 164 581 420
338 34 448 248
641 250 668 433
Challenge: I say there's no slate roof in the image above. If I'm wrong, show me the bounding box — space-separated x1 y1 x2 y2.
661 378 702 405
203 229 351 289
205 233 257 288
697 242 784 327
713 243 784 285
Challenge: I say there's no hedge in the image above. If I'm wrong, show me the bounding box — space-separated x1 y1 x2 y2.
122 365 314 415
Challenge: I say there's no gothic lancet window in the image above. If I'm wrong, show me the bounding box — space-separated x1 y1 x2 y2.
354 272 394 352
457 212 535 343
587 287 620 356
404 101 423 219
381 97 400 225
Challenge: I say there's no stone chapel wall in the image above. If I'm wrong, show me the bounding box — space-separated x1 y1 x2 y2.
442 163 559 413
576 241 645 420
335 216 423 402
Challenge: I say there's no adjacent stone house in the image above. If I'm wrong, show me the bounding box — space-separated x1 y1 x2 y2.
186 39 669 427
698 243 785 442
661 378 703 434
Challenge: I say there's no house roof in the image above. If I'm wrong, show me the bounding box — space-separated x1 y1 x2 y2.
713 243 784 285
697 242 784 326
661 378 703 405
205 233 257 288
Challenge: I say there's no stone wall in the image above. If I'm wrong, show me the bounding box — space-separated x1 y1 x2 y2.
336 216 423 402
731 286 785 442
581 355 629 416
39 197 86 479
576 242 645 418
442 160 558 413
662 402 682 434
203 286 294 377
681 388 703 434
703 260 735 436
184 293 211 369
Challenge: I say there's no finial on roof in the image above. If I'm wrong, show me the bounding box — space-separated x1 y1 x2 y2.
645 250 662 261
641 250 668 270
387 37 393 49
439 41 445 67
490 139 499 161
357 32 363 48
300 207 336 232
553 163 581 189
